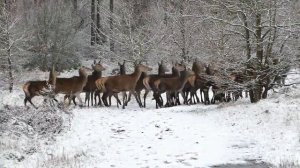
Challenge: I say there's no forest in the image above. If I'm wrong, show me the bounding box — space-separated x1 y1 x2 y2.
0 0 300 168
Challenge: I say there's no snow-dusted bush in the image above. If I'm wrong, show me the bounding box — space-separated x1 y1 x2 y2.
278 161 300 168
0 102 72 164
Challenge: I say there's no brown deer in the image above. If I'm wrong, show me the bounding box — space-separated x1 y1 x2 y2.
185 59 210 104
54 66 90 106
23 68 58 109
64 60 106 106
95 62 152 109
143 62 185 108
84 60 106 106
128 60 169 108
153 68 195 107
105 60 127 107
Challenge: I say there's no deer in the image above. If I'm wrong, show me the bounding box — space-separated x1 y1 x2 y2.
185 59 210 105
95 62 152 109
23 69 58 109
84 60 106 106
64 60 106 106
143 62 185 108
129 60 169 108
105 60 127 107
153 68 195 107
54 66 90 106
143 62 184 108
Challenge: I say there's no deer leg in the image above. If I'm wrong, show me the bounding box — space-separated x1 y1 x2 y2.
179 91 185 106
27 97 38 109
200 89 204 103
136 91 142 107
122 92 127 109
113 93 121 108
99 92 103 106
126 92 132 106
94 91 97 106
75 93 83 107
165 92 171 107
143 90 149 108
85 92 89 106
71 96 77 106
203 88 210 105
91 91 94 106
24 97 28 106
194 89 200 104
211 89 216 104
176 92 181 106
132 91 142 108
108 94 112 106
102 92 109 107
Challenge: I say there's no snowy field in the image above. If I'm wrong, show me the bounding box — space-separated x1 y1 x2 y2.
1 68 300 168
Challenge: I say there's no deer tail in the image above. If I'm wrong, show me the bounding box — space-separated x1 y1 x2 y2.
23 82 31 98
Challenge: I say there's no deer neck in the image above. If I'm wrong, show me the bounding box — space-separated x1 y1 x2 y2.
120 67 126 75
158 68 165 76
172 68 180 77
79 70 88 84
131 68 144 83
92 70 102 77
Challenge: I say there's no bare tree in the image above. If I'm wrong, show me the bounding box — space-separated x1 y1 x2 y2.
109 0 114 52
91 0 96 45
0 0 20 92
200 0 300 102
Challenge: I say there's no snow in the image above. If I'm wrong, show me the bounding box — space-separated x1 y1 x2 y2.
1 68 300 168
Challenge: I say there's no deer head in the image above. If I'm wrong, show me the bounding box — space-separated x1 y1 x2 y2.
118 60 126 75
158 60 169 74
92 62 106 72
135 63 152 73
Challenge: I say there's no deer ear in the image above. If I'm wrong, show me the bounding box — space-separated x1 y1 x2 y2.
94 60 96 64
99 59 102 64
123 60 126 65
118 62 121 66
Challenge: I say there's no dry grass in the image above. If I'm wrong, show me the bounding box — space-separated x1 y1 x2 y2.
36 150 86 168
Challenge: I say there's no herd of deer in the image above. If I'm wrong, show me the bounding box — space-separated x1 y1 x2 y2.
23 59 247 109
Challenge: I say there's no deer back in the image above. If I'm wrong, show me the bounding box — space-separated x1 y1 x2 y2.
55 67 89 95
104 63 152 92
23 80 48 98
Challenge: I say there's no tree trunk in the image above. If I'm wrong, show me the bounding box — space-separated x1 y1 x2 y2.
241 12 251 60
256 13 263 64
73 0 77 10
4 0 13 92
163 0 168 25
7 49 13 93
179 2 187 61
109 0 114 52
96 0 106 45
91 0 96 45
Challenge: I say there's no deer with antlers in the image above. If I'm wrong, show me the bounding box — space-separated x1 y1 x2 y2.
95 61 152 109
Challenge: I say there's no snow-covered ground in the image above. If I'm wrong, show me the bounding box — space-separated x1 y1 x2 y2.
1 68 300 168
